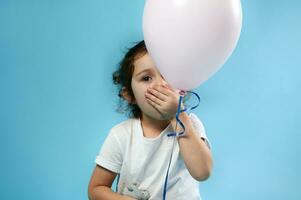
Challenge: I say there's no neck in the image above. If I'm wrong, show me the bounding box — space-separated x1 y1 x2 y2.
140 113 170 133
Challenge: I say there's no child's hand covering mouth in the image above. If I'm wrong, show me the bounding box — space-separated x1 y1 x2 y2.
145 84 185 120
163 83 187 96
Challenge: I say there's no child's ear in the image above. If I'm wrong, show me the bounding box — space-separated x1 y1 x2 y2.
121 87 136 104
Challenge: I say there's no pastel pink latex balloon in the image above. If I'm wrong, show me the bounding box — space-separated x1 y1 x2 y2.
143 0 243 91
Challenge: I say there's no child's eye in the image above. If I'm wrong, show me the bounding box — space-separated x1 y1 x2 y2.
142 76 152 82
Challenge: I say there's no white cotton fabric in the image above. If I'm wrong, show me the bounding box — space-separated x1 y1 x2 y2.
95 113 211 200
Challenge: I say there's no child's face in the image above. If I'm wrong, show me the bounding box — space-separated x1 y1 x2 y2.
131 53 168 120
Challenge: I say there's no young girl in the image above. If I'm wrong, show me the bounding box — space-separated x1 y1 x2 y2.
88 40 213 200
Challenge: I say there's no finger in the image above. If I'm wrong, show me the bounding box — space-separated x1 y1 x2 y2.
162 84 178 95
146 97 165 118
153 85 172 96
145 92 163 107
163 83 171 89
147 87 168 102
146 96 161 111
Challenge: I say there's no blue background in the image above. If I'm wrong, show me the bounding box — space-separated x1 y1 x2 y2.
1 0 300 199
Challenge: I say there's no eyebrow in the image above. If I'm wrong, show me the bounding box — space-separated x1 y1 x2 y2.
135 68 154 77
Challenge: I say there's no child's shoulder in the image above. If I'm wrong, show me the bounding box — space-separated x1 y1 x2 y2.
188 112 206 131
188 112 202 122
109 117 137 136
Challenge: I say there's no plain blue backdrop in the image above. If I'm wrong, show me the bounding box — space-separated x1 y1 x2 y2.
0 0 300 199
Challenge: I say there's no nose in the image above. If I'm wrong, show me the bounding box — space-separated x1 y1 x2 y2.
149 74 168 88
151 78 167 88
159 75 168 86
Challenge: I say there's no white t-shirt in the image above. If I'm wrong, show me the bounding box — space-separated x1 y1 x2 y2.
95 113 211 200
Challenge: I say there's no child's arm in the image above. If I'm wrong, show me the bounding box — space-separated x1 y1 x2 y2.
88 165 136 200
145 84 213 181
171 112 213 181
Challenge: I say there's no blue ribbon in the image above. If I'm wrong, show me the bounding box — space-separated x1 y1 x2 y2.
163 91 201 200
166 91 200 137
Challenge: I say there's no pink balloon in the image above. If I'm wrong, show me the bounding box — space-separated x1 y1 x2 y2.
143 0 243 91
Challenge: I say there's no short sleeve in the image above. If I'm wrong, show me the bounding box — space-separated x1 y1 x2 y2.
189 113 212 150
95 128 123 173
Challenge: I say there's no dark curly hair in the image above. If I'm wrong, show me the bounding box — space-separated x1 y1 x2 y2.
112 40 146 119
112 40 191 119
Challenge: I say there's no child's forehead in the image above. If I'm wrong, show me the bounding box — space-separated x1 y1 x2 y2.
133 54 159 74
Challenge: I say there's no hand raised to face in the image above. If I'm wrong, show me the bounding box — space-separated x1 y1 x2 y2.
145 84 184 120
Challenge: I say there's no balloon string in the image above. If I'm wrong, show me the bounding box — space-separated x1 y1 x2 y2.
167 91 200 137
163 91 201 200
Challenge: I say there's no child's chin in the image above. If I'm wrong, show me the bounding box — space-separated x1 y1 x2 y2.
143 105 169 121
149 112 169 121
